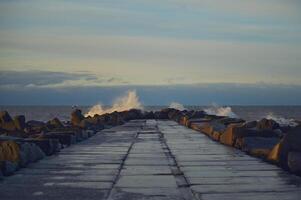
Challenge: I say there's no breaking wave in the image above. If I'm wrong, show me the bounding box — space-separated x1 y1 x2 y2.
85 90 143 117
169 102 186 111
204 104 237 118
266 113 298 127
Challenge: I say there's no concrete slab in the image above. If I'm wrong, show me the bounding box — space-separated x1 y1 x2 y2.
1 120 301 200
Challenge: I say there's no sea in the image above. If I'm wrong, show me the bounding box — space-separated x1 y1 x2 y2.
0 106 301 124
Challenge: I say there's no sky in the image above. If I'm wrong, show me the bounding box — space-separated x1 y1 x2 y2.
0 0 301 105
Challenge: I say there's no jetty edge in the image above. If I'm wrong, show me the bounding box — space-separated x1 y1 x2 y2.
0 108 300 178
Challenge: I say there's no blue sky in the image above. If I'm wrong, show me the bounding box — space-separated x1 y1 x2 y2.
0 0 301 105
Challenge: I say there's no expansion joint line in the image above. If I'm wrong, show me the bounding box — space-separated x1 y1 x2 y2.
157 127 199 200
105 128 139 199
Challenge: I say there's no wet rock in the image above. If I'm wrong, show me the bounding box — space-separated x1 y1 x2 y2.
257 118 280 130
120 109 144 120
154 108 175 119
13 115 26 130
267 142 281 163
189 118 212 131
25 138 60 156
0 111 17 131
190 110 206 119
71 109 85 126
235 137 280 158
218 117 245 126
167 109 181 120
288 152 301 175
84 130 95 137
19 142 45 167
0 140 20 162
244 121 258 129
25 120 47 134
220 124 278 146
212 131 223 141
179 115 190 126
42 132 76 146
47 117 64 129
219 124 244 146
0 160 18 176
79 118 103 130
268 126 301 170
143 111 155 119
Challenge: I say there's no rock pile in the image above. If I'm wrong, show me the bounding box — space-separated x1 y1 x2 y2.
0 110 97 176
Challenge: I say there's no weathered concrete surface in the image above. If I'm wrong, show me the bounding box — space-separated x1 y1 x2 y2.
158 120 301 200
1 120 301 200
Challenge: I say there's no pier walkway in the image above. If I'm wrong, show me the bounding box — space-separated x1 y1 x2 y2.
1 120 301 200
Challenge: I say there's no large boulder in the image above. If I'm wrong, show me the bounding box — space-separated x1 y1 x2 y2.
267 126 301 170
189 110 206 119
13 115 26 130
189 118 212 131
220 124 278 146
244 121 258 129
288 152 301 175
0 140 20 163
219 124 245 146
19 142 45 167
47 118 64 129
235 137 280 158
25 120 47 134
0 111 17 131
256 118 280 130
71 109 85 126
25 138 60 156
41 133 76 146
143 111 155 119
218 117 245 126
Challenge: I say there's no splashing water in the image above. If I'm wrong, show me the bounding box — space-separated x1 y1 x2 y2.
266 113 298 127
85 90 143 117
169 102 186 111
204 104 237 118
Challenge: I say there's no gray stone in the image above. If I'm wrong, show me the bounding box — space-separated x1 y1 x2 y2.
288 151 301 175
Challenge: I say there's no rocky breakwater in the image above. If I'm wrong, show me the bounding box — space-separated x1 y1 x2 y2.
156 108 301 176
0 108 150 177
1 107 300 178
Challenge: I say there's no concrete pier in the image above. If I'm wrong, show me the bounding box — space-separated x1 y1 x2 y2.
1 120 301 200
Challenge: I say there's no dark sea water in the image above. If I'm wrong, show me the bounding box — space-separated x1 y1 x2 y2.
1 105 301 123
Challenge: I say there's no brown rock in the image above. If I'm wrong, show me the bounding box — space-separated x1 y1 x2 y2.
257 118 279 130
0 140 20 162
71 109 84 126
219 123 245 146
0 111 17 131
47 118 64 129
235 137 279 158
267 126 301 171
13 115 26 130
212 131 223 141
25 120 47 134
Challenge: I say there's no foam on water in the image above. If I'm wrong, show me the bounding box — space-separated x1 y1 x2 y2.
85 90 143 117
169 102 186 111
266 112 298 127
204 104 237 118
